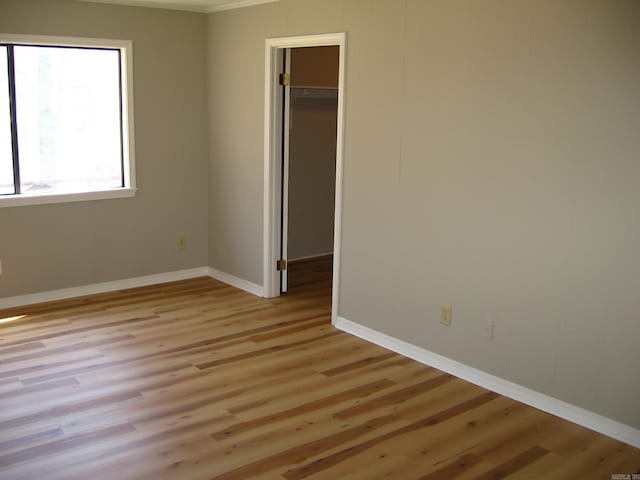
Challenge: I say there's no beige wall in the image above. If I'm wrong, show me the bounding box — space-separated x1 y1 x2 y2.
0 0 637 432
288 46 338 261
0 0 209 297
288 95 337 260
207 0 640 429
291 46 339 88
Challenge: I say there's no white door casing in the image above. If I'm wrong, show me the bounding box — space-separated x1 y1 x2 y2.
263 32 347 326
281 48 291 294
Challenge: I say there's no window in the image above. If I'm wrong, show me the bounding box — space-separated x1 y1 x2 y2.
0 35 135 207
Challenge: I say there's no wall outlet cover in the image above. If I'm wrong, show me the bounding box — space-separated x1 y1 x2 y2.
440 305 452 326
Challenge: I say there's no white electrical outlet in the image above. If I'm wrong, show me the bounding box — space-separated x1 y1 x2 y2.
440 305 452 326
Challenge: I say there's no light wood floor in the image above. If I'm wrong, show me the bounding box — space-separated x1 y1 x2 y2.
1 257 639 479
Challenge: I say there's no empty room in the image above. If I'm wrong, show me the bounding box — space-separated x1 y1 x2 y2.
1 0 639 478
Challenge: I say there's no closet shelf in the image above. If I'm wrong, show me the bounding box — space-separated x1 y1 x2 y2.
291 86 338 100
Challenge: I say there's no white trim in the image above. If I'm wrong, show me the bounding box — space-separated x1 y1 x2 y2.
206 0 279 13
0 265 265 310
335 316 640 449
72 0 278 13
0 34 136 208
0 267 209 310
263 33 347 328
73 0 207 12
289 252 333 263
265 33 347 49
207 268 264 297
281 48 291 294
121 39 137 193
263 41 283 299
0 188 137 208
332 36 347 327
0 34 131 49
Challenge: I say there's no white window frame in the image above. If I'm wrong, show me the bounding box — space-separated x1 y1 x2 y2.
0 34 136 208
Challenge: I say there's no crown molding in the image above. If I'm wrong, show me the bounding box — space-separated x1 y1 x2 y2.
206 0 279 13
75 0 207 12
74 0 279 13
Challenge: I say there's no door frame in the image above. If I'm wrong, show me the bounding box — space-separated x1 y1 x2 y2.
263 32 347 326
280 48 292 294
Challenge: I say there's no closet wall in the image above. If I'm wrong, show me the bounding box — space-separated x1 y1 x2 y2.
287 46 339 260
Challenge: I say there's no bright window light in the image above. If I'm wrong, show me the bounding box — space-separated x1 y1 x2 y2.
0 35 135 207
14 46 123 194
0 315 27 324
0 46 13 195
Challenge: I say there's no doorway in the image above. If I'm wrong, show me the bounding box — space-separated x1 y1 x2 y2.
283 45 338 294
263 33 346 325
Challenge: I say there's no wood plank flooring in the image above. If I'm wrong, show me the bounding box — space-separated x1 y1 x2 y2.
1 257 639 479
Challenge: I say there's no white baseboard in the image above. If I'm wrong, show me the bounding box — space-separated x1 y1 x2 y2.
0 267 210 310
208 267 264 297
0 265 265 310
289 252 333 263
335 316 640 449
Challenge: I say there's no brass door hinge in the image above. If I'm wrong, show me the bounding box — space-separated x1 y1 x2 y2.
279 73 290 86
276 259 287 271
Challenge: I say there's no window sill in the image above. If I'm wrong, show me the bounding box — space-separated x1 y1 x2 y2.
0 188 137 208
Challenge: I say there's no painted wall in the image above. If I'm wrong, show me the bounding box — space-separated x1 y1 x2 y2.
0 0 209 298
290 45 339 89
288 46 338 261
288 95 337 261
206 0 640 429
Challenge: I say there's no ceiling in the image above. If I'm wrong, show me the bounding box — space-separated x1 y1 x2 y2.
75 0 279 13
